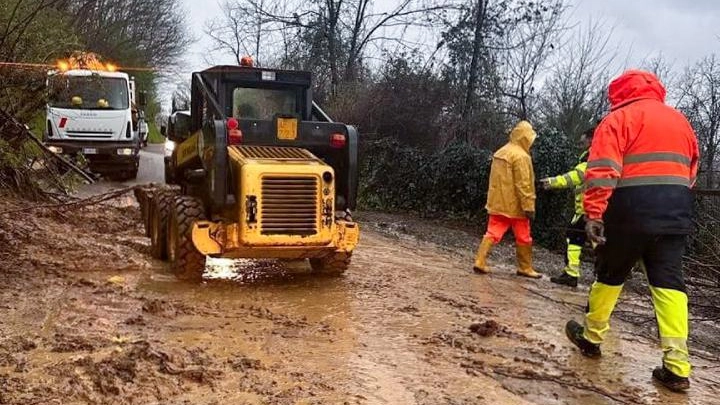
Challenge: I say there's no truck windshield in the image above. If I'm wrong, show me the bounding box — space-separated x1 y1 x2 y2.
49 75 129 110
232 87 297 120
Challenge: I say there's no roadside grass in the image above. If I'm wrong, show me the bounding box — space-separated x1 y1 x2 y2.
147 122 165 144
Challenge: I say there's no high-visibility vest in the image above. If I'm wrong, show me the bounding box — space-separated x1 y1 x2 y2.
547 150 588 217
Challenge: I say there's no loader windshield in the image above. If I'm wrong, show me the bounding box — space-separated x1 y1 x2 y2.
49 75 130 110
232 87 297 120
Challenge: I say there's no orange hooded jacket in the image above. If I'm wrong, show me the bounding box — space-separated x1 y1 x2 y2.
583 70 700 234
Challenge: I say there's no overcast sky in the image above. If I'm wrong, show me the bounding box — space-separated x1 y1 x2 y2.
168 0 720 101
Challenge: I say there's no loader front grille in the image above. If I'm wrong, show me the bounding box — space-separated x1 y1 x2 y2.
260 176 319 236
234 145 317 160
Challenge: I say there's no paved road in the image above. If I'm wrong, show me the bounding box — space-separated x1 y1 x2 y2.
77 143 165 198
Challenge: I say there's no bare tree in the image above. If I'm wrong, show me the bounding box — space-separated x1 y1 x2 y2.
58 0 192 68
204 0 290 67
538 19 617 138
641 53 677 91
500 1 567 120
0 0 79 119
207 0 447 95
676 55 720 188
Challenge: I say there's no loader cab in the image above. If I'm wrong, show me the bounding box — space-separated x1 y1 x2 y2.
190 66 316 131
186 64 358 212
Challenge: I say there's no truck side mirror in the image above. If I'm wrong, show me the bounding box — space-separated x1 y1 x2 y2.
160 125 166 136
138 91 147 107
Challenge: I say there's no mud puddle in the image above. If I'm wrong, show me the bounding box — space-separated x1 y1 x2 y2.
0 195 719 404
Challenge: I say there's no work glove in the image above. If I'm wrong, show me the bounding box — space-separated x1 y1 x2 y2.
524 211 535 221
585 219 606 246
539 178 552 190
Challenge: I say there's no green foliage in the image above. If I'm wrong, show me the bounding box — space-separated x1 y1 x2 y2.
532 129 577 250
147 122 165 144
359 128 579 250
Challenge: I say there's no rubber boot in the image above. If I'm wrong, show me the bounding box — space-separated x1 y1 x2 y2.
551 271 578 287
516 244 541 279
473 237 494 274
565 320 601 358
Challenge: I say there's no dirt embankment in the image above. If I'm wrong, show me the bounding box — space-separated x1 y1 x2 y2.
0 196 718 405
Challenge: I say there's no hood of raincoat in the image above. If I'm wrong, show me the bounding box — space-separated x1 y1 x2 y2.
485 120 537 218
508 120 537 153
608 69 667 110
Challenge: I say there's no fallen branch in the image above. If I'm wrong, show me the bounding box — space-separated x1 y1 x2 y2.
518 286 584 309
22 128 95 184
0 186 136 216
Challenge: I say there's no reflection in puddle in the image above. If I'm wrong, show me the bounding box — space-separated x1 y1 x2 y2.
204 257 293 283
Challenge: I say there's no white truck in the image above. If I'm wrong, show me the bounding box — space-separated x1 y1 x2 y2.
45 59 144 180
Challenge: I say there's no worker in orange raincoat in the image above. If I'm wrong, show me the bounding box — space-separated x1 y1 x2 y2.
473 120 542 279
565 70 699 392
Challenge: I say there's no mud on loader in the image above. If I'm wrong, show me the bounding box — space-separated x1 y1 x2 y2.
135 62 360 280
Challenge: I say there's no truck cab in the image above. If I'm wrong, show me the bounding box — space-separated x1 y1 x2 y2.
45 67 142 180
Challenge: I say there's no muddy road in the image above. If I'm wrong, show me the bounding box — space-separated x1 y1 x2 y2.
0 146 718 404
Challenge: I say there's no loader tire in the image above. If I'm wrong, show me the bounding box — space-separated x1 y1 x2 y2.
149 189 175 260
134 187 155 237
309 252 352 276
167 196 207 281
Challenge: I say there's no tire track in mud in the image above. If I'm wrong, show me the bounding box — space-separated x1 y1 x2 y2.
0 192 718 404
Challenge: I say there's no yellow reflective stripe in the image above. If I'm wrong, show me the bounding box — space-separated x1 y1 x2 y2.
565 243 582 277
624 152 692 166
617 176 690 188
550 175 568 187
584 282 624 344
587 178 618 188
661 337 691 378
588 158 622 173
576 161 588 174
562 173 575 184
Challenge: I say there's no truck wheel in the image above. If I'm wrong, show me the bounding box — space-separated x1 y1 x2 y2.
149 189 174 260
127 167 138 180
309 252 352 276
167 196 207 280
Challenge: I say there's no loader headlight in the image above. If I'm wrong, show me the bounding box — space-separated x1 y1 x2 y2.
322 171 333 183
245 195 258 224
117 148 134 156
164 139 175 156
48 146 63 154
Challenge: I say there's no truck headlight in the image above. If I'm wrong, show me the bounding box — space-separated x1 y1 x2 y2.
48 146 63 154
117 148 134 156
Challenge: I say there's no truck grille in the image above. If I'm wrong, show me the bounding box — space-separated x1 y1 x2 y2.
260 176 318 235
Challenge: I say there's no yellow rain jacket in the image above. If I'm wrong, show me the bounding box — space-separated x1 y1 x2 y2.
485 121 537 218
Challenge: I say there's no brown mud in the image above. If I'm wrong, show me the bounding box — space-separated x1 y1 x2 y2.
0 196 718 405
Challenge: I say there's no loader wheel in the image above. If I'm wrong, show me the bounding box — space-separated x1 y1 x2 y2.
309 252 352 276
134 187 155 237
149 189 175 260
167 196 207 281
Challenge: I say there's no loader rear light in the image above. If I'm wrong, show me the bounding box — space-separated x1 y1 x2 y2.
227 118 243 144
330 133 346 149
58 117 67 128
228 129 243 144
